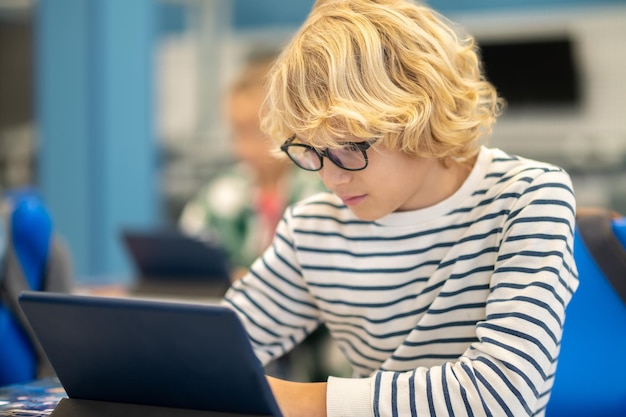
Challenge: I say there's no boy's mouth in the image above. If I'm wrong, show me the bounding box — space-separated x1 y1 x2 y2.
339 194 366 206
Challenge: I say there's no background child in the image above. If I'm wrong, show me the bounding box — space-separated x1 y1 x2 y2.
179 52 325 278
178 52 337 382
223 1 579 416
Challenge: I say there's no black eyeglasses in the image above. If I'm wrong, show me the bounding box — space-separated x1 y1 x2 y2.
280 135 377 172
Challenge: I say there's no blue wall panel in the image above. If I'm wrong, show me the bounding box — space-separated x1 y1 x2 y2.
428 0 626 14
37 0 92 278
232 0 626 29
37 0 158 281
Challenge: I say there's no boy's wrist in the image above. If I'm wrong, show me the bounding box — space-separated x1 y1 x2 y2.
326 376 375 417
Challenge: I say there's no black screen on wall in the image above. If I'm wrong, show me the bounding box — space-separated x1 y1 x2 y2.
478 37 581 108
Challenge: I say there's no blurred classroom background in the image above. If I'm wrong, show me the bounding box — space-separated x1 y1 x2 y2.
0 0 625 284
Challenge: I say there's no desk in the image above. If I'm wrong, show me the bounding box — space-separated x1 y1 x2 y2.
0 378 276 417
0 378 66 416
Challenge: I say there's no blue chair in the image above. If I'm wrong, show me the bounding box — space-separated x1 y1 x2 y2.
0 191 72 386
546 211 626 416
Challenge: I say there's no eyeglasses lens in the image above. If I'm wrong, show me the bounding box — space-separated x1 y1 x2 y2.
288 146 322 170
327 145 366 170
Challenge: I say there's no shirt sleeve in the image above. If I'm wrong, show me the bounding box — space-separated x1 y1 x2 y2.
223 207 322 365
327 376 375 417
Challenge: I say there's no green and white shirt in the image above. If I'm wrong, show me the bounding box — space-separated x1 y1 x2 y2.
180 164 326 269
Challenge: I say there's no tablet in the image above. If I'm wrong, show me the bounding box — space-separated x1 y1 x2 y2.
121 229 231 281
18 291 282 417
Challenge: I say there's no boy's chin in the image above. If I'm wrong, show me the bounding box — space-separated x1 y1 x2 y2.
347 207 386 222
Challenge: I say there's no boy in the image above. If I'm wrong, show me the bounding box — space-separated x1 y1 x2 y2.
223 0 578 416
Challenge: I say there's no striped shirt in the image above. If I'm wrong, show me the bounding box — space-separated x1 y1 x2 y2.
223 147 579 417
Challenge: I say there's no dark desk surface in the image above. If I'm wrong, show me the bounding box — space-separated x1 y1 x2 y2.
0 378 66 416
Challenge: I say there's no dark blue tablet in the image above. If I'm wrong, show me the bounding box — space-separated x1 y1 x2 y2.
121 229 231 281
18 291 282 417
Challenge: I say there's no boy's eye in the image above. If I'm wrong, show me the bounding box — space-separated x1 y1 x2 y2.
342 143 361 152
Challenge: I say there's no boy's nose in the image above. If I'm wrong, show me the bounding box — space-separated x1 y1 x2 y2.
318 162 351 188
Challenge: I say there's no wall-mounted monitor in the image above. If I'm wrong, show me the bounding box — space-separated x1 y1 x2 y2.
478 37 581 109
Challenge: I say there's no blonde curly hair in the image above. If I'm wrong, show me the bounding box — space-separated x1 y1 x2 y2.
260 0 502 161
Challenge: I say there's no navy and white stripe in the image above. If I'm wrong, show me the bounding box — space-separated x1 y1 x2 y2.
224 147 578 417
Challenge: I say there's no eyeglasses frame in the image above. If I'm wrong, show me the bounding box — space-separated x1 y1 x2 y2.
280 135 378 172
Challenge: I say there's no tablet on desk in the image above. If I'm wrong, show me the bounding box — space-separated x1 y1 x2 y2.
121 229 232 298
121 228 231 281
18 291 282 417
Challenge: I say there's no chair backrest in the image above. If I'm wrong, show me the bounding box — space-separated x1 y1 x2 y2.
0 191 73 386
546 209 626 416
